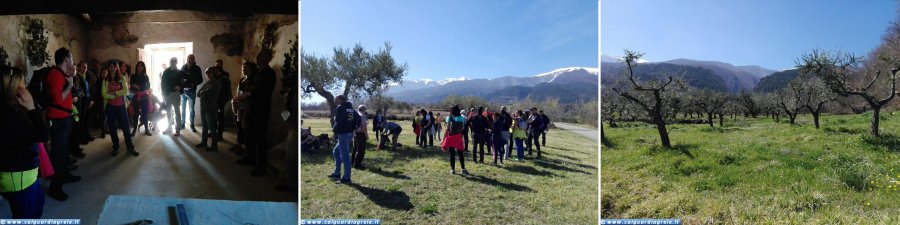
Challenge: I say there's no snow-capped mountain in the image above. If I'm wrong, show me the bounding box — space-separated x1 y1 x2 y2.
385 67 598 103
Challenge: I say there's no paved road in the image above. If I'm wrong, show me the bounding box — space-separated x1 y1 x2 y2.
553 122 598 141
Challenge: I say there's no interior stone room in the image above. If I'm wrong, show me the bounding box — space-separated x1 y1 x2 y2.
0 1 298 224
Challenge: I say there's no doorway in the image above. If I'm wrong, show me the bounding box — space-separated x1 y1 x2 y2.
138 42 193 130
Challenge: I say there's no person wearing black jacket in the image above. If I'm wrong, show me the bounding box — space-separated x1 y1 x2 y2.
180 54 203 133
161 58 184 136
469 107 489 163
528 108 545 158
0 66 50 218
238 50 276 177
500 106 512 159
372 109 385 142
215 60 231 138
328 95 359 184
540 110 550 146
130 61 152 136
418 109 430 148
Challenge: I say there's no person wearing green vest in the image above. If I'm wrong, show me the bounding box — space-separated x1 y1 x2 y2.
0 66 49 218
103 62 138 156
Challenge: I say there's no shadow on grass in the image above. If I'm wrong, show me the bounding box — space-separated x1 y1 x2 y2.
501 164 561 177
823 126 865 134
601 135 616 148
541 151 581 162
462 174 535 192
861 133 900 152
364 167 412 180
649 144 697 159
533 158 593 175
348 183 414 210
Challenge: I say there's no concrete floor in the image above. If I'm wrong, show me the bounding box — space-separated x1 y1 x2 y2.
0 127 297 223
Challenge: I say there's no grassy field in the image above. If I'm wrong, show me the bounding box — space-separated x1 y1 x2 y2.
301 118 598 224
602 113 900 224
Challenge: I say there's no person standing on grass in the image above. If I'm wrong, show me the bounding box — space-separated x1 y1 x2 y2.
428 111 437 147
373 109 385 142
351 105 368 169
0 66 49 218
540 110 550 146
484 110 494 155
435 112 443 141
524 110 534 156
466 107 476 152
441 105 469 175
500 106 512 159
329 95 359 184
459 109 469 152
195 67 222 152
528 107 544 158
419 109 430 148
512 110 527 160
469 107 489 163
491 112 507 165
413 111 422 146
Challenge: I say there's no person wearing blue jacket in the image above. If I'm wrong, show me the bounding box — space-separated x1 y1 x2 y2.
329 95 359 184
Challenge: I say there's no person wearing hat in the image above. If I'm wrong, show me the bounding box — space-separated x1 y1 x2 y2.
351 104 369 169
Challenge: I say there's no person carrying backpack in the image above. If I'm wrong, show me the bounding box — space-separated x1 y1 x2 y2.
441 105 469 175
329 95 359 184
37 48 81 201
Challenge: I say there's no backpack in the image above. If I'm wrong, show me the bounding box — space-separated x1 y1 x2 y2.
449 116 464 135
28 67 71 112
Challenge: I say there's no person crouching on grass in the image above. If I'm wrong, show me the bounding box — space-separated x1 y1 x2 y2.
442 105 469 175
0 66 49 218
378 121 402 151
491 112 507 165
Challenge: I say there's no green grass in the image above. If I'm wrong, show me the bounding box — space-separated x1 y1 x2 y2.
301 118 598 224
602 113 900 224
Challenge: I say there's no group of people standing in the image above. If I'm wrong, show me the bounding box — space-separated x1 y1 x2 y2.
326 98 551 184
0 47 279 219
437 106 550 174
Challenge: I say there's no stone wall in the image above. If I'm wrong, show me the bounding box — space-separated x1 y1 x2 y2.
0 14 88 77
87 11 298 147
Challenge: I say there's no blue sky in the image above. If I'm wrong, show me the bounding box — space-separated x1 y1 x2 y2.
301 0 598 81
602 0 897 70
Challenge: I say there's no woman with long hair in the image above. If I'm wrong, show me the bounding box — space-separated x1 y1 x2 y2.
103 62 138 156
130 61 152 136
0 66 49 218
512 110 527 160
441 105 468 175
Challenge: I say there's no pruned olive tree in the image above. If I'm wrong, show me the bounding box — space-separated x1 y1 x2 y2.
689 89 728 127
798 48 898 136
612 50 678 148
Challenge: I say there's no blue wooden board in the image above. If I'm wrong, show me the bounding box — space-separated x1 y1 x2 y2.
97 195 297 225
